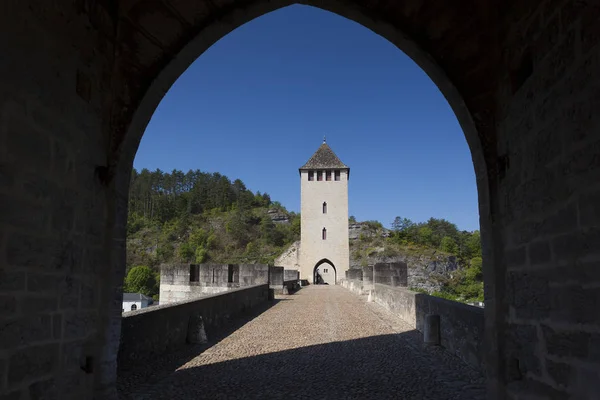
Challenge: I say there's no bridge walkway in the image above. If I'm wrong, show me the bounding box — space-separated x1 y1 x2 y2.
119 285 485 399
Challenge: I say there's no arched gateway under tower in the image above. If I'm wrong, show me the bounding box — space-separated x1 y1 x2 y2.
299 139 350 284
313 258 337 284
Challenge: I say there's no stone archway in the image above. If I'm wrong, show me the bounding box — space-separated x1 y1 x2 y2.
112 3 497 395
313 258 337 285
2 1 599 399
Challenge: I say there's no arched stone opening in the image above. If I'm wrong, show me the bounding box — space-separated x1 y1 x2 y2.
112 2 496 393
313 258 337 285
2 1 599 399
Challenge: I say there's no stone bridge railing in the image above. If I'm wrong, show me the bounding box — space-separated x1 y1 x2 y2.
118 284 270 371
341 264 484 371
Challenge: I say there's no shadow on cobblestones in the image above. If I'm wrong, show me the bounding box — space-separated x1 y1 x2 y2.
119 287 485 399
117 298 289 396
123 333 485 400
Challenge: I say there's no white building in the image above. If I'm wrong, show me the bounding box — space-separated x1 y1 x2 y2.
122 293 154 312
299 139 350 284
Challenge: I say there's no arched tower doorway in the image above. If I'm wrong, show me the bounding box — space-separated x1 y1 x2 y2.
314 258 337 285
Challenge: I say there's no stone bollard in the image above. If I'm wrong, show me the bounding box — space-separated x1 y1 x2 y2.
282 285 289 295
424 314 441 345
367 290 373 303
187 314 208 344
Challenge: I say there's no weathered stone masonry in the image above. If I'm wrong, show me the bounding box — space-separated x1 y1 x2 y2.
0 1 599 399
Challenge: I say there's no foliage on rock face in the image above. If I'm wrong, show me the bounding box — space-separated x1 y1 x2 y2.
389 216 482 262
351 215 484 304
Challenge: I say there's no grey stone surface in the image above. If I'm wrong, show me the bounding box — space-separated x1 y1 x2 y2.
269 266 284 289
118 284 269 371
374 262 408 287
346 268 363 280
8 344 59 387
161 264 271 303
372 284 484 371
118 286 484 399
283 269 299 282
424 315 441 345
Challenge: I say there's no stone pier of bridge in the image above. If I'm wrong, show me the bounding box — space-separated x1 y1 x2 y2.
118 285 484 399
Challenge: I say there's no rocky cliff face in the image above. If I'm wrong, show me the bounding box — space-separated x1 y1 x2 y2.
349 249 459 293
349 223 390 240
267 208 290 224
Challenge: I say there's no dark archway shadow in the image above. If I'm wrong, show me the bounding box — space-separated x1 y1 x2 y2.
313 258 337 284
119 331 485 399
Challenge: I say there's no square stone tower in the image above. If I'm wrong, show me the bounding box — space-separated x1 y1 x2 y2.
299 139 350 284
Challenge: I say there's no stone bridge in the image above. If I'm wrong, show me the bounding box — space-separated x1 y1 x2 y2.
1 1 600 399
118 283 486 399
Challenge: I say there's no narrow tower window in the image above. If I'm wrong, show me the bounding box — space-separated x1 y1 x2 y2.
317 171 323 181
322 228 327 240
334 170 341 181
326 171 332 181
308 171 314 181
323 202 327 214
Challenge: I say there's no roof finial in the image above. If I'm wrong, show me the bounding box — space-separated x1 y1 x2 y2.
323 135 326 144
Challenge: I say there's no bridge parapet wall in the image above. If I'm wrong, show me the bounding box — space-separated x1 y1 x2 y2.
119 284 270 371
373 262 408 287
372 283 484 371
160 263 271 303
340 269 366 295
269 266 284 290
284 269 299 282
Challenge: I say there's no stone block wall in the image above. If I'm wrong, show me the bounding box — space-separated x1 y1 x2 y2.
374 262 408 287
283 269 299 283
160 264 271 304
239 264 269 286
198 264 231 286
492 3 600 397
362 265 374 286
346 268 363 281
118 284 269 371
269 266 284 289
372 284 485 370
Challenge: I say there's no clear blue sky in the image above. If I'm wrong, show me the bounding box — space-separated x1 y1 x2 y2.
134 4 480 232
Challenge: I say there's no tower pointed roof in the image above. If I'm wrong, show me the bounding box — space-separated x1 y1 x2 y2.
299 140 349 171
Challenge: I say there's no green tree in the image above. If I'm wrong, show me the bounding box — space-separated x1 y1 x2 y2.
467 257 483 281
195 245 208 263
418 226 433 245
124 266 158 297
391 216 414 232
349 215 357 224
440 236 459 254
178 242 195 261
291 215 301 236
466 231 482 258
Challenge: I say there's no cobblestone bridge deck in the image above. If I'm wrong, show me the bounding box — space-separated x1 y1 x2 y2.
118 285 485 399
